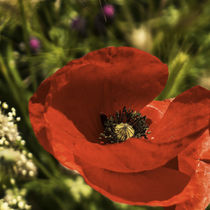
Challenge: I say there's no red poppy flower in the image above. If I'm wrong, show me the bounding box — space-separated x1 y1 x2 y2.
29 47 210 210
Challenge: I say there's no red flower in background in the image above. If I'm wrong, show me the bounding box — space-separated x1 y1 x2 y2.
29 47 210 210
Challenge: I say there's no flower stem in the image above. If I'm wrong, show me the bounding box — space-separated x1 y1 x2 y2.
0 55 28 120
18 0 37 91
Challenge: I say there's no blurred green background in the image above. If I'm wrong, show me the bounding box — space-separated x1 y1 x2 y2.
0 0 210 209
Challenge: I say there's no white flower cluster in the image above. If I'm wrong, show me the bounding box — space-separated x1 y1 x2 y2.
0 101 23 147
0 101 37 178
15 151 36 177
0 148 37 178
0 188 31 210
0 101 37 210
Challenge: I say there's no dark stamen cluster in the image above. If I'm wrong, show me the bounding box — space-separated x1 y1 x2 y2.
99 106 149 144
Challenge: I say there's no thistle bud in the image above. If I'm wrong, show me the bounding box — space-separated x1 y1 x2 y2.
103 4 115 18
71 17 86 35
29 37 41 53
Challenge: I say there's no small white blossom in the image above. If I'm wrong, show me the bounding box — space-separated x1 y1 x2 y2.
0 200 13 210
11 108 16 116
11 198 17 205
18 201 25 209
25 204 31 210
0 148 37 178
20 140 26 146
2 102 8 109
4 140 9 146
16 135 22 141
27 153 33 158
16 117 21 121
16 195 22 202
2 188 31 210
10 178 15 185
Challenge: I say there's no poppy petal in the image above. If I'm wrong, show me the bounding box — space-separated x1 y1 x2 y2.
75 135 210 208
178 128 210 176
44 106 85 171
74 129 206 173
80 46 169 113
75 158 190 206
152 86 210 144
175 128 210 210
175 162 210 210
29 78 54 154
28 60 88 153
49 64 106 143
141 99 173 126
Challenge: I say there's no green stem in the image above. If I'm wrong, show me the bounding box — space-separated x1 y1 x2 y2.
18 0 29 52
121 1 135 30
32 157 67 210
7 44 25 88
0 56 28 120
18 0 37 91
32 157 54 179
165 63 190 98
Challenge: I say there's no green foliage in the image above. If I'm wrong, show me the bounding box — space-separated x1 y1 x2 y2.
0 0 210 209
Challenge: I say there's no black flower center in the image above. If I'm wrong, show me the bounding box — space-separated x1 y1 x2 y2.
99 106 149 144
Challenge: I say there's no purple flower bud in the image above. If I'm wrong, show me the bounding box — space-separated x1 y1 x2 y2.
71 17 86 34
103 4 115 18
29 37 40 52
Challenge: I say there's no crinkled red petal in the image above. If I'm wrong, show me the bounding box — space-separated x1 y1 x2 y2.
175 162 210 210
141 99 173 126
74 129 210 208
179 128 210 176
43 106 84 171
152 86 210 144
74 129 206 173
175 127 210 210
75 159 190 206
29 78 54 154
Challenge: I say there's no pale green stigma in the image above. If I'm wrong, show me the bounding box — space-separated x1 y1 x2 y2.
99 106 149 144
114 123 135 142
